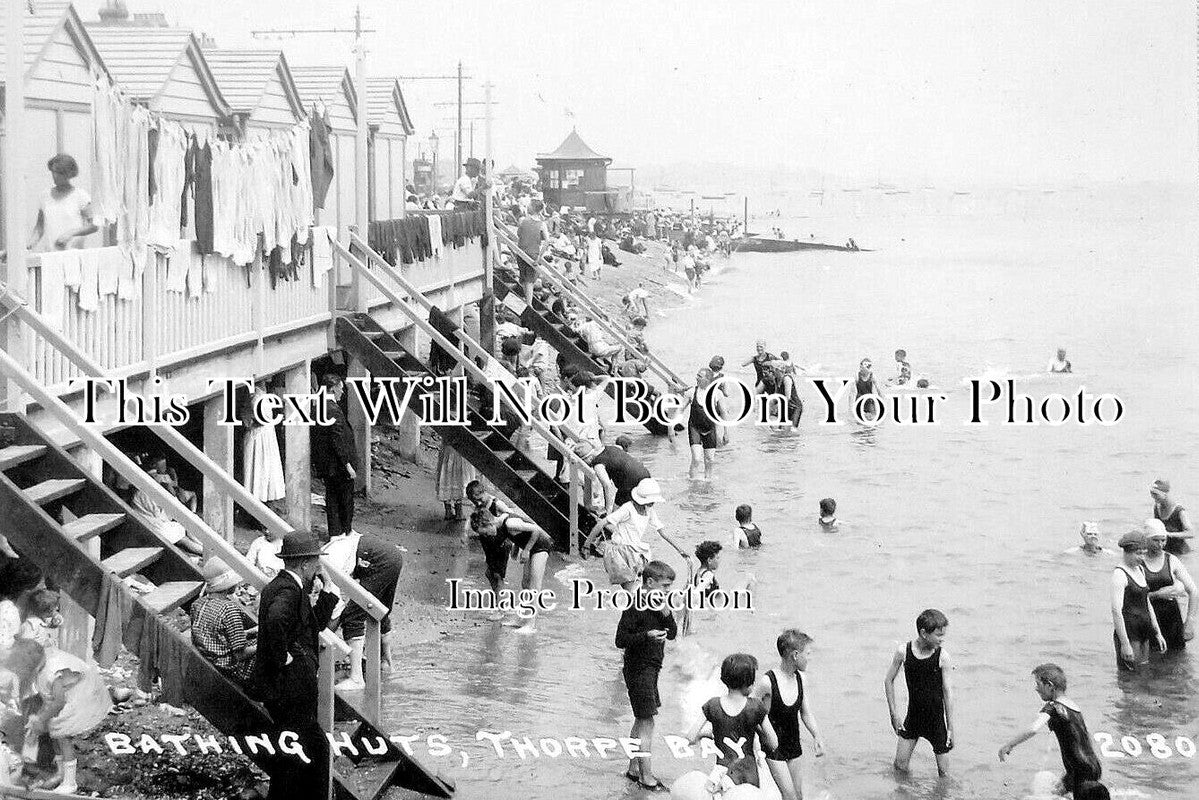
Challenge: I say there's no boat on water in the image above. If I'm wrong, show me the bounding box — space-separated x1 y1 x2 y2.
734 236 869 254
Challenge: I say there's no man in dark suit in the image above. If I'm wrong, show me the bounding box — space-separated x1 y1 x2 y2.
312 373 358 541
249 531 339 800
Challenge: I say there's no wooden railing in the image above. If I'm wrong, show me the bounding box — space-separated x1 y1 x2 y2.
21 246 334 392
491 219 686 389
337 233 599 553
0 283 389 723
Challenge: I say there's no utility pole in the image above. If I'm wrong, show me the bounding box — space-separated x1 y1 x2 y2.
457 61 463 170
398 68 474 189
483 81 494 171
4 0 28 410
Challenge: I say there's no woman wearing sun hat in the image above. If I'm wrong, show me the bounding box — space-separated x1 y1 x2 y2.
190 558 256 681
583 478 686 592
1111 529 1166 671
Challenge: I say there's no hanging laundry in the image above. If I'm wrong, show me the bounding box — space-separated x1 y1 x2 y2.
427 214 444 259
77 249 102 313
186 249 203 299
193 139 215 256
35 251 75 331
309 106 335 209
165 242 190 293
96 247 125 297
312 226 335 286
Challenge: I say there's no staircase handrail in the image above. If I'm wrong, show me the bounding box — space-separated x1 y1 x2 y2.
333 236 603 491
490 220 685 388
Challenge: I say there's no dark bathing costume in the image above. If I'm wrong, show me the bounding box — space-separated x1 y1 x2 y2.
1143 554 1186 650
1042 700 1102 795
765 669 804 761
855 374 878 419
899 643 951 754
688 387 719 449
702 696 768 787
1113 565 1154 670
1155 503 1191 555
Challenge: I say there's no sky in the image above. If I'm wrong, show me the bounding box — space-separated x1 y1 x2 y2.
76 0 1198 187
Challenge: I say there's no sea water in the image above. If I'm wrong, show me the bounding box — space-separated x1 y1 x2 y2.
383 185 1199 799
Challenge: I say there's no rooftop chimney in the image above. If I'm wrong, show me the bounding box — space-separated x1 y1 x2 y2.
96 0 128 24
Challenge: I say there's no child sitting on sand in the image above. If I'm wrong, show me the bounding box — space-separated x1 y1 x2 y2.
17 590 62 649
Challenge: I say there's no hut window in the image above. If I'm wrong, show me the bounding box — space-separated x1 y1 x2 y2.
549 171 561 189
564 169 584 188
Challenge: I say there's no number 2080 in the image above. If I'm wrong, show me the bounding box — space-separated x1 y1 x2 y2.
1094 733 1197 759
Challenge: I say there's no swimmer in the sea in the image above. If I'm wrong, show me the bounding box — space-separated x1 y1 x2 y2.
888 349 912 386
692 540 723 598
1048 348 1072 374
818 498 838 530
731 503 763 548
1064 522 1113 556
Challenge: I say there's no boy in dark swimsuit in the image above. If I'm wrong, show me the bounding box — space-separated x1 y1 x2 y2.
615 560 677 791
752 629 826 800
732 504 763 548
693 541 723 598
999 663 1103 798
884 609 955 775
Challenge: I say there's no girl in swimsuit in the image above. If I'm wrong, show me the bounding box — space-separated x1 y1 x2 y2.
753 629 826 800
1142 520 1198 650
849 358 884 423
686 653 779 788
1111 530 1166 670
682 368 720 480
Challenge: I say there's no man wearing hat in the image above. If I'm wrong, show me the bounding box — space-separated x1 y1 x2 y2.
190 558 256 681
249 532 338 800
573 439 651 515
451 157 487 209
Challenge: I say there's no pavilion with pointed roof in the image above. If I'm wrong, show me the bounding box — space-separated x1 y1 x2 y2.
535 128 612 212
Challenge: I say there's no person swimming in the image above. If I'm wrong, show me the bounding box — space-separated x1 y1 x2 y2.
1065 522 1112 556
818 498 838 529
1048 348 1072 374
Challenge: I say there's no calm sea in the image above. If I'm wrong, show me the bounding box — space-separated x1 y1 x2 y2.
384 185 1199 800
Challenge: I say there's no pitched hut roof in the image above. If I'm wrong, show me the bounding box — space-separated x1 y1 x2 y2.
0 0 109 82
366 78 415 135
291 65 357 122
85 24 230 116
202 49 303 120
537 129 610 163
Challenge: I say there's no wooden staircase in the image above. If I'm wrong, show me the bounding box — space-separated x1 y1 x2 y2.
336 314 598 552
490 271 671 436
0 413 453 800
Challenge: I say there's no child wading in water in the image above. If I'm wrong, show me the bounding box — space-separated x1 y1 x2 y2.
731 504 762 548
4 639 112 792
818 498 837 530
615 560 678 791
884 608 955 775
693 541 722 598
467 480 553 633
998 663 1103 797
686 653 779 788
752 630 826 800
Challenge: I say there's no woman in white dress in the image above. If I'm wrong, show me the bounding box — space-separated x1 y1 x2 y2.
242 386 286 504
30 155 97 252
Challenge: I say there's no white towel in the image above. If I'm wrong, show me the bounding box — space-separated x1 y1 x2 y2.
36 251 72 330
165 242 189 293
427 215 443 259
60 250 82 290
76 249 101 313
311 226 334 287
186 248 203 299
97 247 123 296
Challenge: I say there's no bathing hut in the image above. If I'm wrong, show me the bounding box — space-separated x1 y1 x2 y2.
366 77 416 220
201 48 304 135
290 65 359 235
535 128 612 212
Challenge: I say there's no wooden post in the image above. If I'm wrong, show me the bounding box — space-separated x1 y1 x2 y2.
394 325 420 463
3 0 28 408
202 395 236 543
364 617 381 723
568 462 580 556
347 356 371 496
283 361 313 531
317 644 335 800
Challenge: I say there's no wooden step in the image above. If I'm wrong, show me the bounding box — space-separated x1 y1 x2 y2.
381 351 404 360
62 512 126 541
101 547 164 577
0 444 48 471
24 478 86 506
514 470 539 483
143 580 204 614
363 330 385 338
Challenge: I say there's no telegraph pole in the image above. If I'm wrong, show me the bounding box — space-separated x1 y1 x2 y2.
398 67 473 189
483 81 494 171
457 61 463 170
